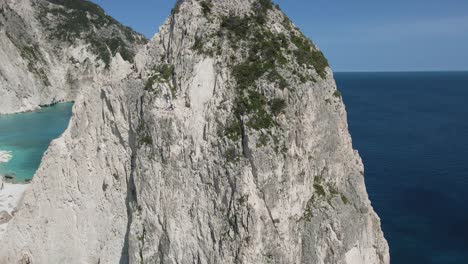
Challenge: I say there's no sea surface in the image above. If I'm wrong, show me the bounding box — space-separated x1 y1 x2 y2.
335 71 468 264
0 103 73 182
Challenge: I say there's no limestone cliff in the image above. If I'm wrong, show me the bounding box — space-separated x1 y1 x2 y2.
0 0 389 263
0 0 146 114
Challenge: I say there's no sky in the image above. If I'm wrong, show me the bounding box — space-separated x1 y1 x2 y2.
91 0 468 72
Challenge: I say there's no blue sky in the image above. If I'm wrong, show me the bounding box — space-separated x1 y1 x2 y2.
91 0 468 72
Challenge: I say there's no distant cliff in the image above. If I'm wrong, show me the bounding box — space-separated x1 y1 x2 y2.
0 0 146 114
0 0 389 263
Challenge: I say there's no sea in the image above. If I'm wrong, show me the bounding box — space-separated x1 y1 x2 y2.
0 102 73 182
336 71 468 264
0 72 467 263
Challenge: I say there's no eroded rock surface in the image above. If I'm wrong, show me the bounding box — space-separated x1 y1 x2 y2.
0 0 389 263
0 0 146 114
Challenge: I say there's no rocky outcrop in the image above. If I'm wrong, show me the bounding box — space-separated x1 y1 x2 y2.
0 211 11 225
0 0 389 263
0 175 29 236
0 0 146 114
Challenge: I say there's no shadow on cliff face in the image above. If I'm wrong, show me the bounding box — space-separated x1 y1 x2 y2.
119 108 140 264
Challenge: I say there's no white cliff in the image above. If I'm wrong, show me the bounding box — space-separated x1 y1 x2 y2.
0 0 389 263
0 176 28 236
0 0 146 114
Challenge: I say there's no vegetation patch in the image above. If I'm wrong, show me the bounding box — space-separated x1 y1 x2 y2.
232 61 268 91
225 146 239 163
303 197 314 222
221 15 250 41
267 69 288 89
246 109 274 130
89 35 135 68
313 176 327 197
291 34 329 79
32 68 51 86
144 64 175 92
218 0 326 144
7 32 50 86
333 90 342 98
87 38 134 68
226 23 289 131
244 90 267 113
144 75 158 92
200 0 213 16
46 0 108 17
156 64 175 80
137 121 153 146
225 118 242 142
269 98 286 115
192 36 204 53
87 39 111 67
171 2 181 15
138 225 146 264
105 37 135 62
257 132 269 147
39 0 146 67
252 0 274 24
281 16 292 31
232 91 275 130
215 2 292 154
313 182 326 197
341 194 349 205
328 185 351 206
139 134 153 145
43 3 101 42
238 194 249 205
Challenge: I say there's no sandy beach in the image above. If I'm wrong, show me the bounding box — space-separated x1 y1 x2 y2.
0 176 28 236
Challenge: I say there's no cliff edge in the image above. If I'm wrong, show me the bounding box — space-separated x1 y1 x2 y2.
0 0 389 263
0 0 146 114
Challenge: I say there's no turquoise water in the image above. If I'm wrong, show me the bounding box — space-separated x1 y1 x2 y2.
0 103 73 182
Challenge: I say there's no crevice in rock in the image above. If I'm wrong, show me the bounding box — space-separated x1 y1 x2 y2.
239 116 279 234
167 6 177 63
156 216 171 263
118 101 141 264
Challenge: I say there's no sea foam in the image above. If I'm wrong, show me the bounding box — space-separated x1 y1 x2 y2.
0 150 12 163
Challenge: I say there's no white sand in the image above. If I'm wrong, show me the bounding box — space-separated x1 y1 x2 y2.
0 178 29 236
0 150 12 163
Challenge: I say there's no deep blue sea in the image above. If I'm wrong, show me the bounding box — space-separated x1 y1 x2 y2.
336 72 468 264
0 103 73 182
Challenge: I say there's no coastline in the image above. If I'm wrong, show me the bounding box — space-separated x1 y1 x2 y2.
0 101 71 235
0 176 29 237
0 100 74 116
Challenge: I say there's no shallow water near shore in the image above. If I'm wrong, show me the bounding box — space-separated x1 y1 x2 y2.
0 103 73 182
336 71 468 264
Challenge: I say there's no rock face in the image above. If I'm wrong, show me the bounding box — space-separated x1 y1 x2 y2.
0 0 146 114
0 211 11 225
0 0 389 263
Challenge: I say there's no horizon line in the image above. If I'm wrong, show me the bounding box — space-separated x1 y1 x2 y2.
334 70 468 73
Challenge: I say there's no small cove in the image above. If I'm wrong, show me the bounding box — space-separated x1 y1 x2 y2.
0 103 73 182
